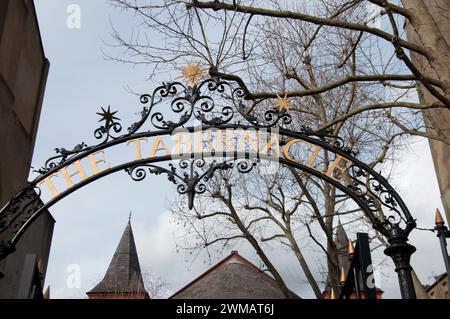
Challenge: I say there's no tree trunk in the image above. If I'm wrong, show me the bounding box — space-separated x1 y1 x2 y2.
285 231 322 298
327 240 341 294
223 198 294 298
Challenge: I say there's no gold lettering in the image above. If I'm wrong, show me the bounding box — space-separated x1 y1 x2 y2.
88 150 111 174
326 155 352 181
283 138 304 162
149 135 171 158
283 138 325 171
127 137 148 160
60 160 88 188
260 132 280 158
305 145 323 169
37 173 60 197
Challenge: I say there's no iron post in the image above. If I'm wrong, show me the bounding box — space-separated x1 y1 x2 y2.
434 209 450 283
384 223 417 299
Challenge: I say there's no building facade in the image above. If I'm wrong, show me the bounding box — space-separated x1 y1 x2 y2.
425 274 449 299
0 0 49 207
0 0 53 299
404 0 450 224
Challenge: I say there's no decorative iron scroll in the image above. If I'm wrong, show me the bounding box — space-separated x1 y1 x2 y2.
346 164 408 234
32 76 353 175
94 105 123 143
0 75 416 261
33 142 89 175
127 77 293 134
126 158 257 209
0 187 43 234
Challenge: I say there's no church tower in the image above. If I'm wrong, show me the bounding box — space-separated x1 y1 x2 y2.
86 220 149 299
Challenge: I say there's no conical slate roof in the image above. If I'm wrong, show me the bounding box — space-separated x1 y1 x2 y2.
335 221 351 271
323 221 350 293
87 221 149 298
335 221 349 251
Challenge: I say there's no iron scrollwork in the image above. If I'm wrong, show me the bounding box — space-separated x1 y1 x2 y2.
0 73 418 298
126 157 257 209
345 163 414 235
94 105 123 143
127 77 294 134
0 186 43 236
1 75 416 278
298 125 356 156
33 142 89 174
28 76 413 233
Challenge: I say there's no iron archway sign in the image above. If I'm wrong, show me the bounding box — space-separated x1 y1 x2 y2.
0 76 417 298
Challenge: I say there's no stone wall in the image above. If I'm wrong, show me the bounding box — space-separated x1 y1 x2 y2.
0 207 54 298
0 0 53 299
0 0 49 208
404 0 450 224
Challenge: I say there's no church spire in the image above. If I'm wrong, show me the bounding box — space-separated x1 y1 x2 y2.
87 220 149 299
335 220 351 272
335 220 349 252
322 221 351 296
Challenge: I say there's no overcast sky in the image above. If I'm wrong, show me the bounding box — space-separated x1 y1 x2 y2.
32 0 447 299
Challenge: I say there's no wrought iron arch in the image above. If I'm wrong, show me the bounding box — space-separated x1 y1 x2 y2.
0 76 417 298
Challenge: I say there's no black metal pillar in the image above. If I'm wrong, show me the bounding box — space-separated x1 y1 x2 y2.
434 215 450 283
339 232 377 299
352 269 361 299
384 224 417 299
356 233 377 299
437 231 450 282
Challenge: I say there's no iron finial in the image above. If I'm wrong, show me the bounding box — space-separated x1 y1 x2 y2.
348 239 355 257
339 266 346 287
96 105 120 128
435 208 445 226
330 288 337 299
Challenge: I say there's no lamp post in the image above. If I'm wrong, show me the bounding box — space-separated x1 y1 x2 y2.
434 208 450 282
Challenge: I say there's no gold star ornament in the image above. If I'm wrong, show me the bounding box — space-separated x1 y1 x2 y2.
181 63 204 86
96 105 120 128
274 94 290 112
